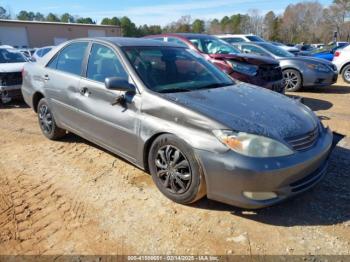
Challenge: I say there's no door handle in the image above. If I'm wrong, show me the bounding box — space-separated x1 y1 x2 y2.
43 74 50 81
79 87 90 96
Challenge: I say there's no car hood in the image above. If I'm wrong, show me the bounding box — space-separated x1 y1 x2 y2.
0 62 26 73
279 56 332 65
162 83 318 140
209 53 278 66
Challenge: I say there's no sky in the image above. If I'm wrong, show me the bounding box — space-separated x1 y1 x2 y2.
0 0 334 26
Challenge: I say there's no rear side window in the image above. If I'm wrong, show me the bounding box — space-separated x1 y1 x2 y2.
47 42 88 76
86 43 128 82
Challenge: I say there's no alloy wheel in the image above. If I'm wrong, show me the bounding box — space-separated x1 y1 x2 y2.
283 71 300 91
38 104 53 134
155 145 192 194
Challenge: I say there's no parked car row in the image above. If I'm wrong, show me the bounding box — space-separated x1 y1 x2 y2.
21 37 337 209
2 33 345 104
231 42 338 92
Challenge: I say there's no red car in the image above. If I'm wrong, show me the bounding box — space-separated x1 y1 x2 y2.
144 33 284 93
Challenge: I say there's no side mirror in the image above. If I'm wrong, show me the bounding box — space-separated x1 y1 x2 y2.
105 77 135 92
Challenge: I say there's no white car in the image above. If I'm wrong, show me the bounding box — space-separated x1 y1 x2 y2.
332 45 350 83
32 46 54 61
0 48 27 103
216 34 299 54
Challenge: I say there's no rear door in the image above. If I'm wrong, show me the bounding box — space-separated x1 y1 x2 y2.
44 41 89 131
75 42 140 160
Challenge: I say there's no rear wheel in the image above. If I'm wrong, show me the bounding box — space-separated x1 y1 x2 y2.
342 64 350 84
37 98 66 140
148 134 206 204
283 69 302 92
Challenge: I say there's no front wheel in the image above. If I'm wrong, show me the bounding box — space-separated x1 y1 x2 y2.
342 64 350 84
37 98 66 140
283 69 302 92
148 134 206 204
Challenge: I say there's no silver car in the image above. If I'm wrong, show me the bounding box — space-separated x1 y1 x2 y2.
22 38 334 209
232 42 338 92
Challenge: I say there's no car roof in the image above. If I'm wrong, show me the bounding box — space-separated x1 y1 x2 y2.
82 37 184 48
147 33 217 39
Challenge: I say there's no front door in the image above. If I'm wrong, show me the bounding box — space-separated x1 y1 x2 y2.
75 43 140 160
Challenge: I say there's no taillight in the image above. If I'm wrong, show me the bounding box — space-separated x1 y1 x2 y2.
334 51 341 57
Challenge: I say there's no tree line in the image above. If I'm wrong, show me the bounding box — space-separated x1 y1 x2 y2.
0 0 349 44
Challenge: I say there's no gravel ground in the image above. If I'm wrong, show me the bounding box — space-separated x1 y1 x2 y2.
0 79 349 255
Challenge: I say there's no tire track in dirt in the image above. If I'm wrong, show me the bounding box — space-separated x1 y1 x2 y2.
0 164 91 254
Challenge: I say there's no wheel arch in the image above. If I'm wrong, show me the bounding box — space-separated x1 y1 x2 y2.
340 62 350 74
32 92 45 113
143 132 170 172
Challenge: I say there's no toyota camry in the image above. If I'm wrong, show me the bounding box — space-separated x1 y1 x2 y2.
22 38 334 208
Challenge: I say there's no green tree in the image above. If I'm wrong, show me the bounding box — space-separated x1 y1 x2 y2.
101 17 121 26
17 10 35 21
34 12 45 21
192 19 205 33
76 17 95 24
120 16 138 36
46 13 60 22
61 13 74 23
220 16 230 32
101 17 111 25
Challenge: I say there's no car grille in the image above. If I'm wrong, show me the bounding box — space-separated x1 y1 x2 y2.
285 127 319 151
0 72 23 86
258 66 283 82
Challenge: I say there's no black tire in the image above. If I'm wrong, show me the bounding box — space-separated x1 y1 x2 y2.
283 69 302 92
148 134 206 204
37 98 66 140
342 64 350 84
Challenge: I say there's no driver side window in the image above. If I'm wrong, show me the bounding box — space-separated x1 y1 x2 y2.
86 43 128 83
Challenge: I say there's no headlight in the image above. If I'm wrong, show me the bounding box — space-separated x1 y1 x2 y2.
213 130 294 157
227 61 258 76
307 63 330 73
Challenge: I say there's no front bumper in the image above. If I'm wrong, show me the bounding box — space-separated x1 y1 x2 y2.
303 70 338 87
0 84 23 100
195 128 334 209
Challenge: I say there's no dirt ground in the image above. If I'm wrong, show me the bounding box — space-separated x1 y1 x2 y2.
0 79 349 256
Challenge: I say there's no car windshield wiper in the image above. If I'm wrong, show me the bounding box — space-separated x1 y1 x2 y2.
158 88 193 93
196 82 232 90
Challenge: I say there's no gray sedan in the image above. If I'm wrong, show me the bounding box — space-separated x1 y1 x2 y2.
232 42 338 92
22 38 334 208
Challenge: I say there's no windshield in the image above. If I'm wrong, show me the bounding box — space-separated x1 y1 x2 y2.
246 35 265 42
187 37 240 55
260 43 295 57
123 47 234 93
0 49 27 63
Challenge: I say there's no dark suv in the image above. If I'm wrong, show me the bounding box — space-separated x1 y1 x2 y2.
144 33 284 93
